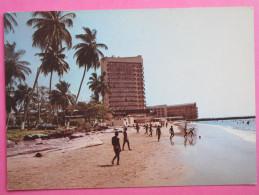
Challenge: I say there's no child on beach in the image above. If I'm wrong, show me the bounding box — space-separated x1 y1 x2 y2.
112 131 121 165
122 126 131 150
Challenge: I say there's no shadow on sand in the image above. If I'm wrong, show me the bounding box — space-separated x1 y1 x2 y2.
98 164 114 168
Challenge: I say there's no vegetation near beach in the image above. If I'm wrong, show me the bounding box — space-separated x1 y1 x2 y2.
5 11 111 134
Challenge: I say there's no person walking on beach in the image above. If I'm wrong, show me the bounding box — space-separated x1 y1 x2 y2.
184 123 188 138
136 123 140 134
145 124 148 135
169 125 174 139
122 126 131 150
157 125 162 141
149 123 153 137
112 131 121 165
188 127 195 138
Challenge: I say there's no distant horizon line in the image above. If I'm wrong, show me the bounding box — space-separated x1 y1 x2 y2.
193 115 255 121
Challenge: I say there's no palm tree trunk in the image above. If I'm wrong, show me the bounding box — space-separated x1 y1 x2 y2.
22 67 41 130
49 71 53 123
37 81 41 127
68 66 87 126
56 106 59 126
22 40 52 130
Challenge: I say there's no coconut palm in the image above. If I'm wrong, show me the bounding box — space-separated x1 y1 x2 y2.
88 72 110 102
4 12 18 33
23 11 76 129
50 81 75 125
14 84 35 114
5 42 31 86
73 27 108 103
36 47 69 94
6 85 17 130
27 11 75 51
90 93 100 103
97 72 110 101
88 72 100 101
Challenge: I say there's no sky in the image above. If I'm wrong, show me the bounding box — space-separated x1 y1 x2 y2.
4 7 255 118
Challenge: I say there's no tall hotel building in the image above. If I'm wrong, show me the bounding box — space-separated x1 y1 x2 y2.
101 56 146 116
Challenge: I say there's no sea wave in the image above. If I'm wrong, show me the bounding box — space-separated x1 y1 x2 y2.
193 122 256 143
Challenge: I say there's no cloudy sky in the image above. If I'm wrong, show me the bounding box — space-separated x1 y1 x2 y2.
4 7 255 118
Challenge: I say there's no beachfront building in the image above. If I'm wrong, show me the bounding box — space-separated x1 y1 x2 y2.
101 56 146 116
148 103 198 120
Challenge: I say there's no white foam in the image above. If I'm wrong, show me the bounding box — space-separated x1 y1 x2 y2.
221 126 256 143
194 122 256 143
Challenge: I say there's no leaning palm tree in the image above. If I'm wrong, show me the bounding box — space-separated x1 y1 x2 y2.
5 42 31 87
68 28 108 124
4 12 18 33
73 27 108 104
22 11 76 129
50 81 75 125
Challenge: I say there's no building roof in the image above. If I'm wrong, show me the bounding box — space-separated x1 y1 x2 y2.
167 103 197 107
148 103 197 108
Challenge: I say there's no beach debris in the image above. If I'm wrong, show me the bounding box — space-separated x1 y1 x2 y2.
7 140 16 148
70 133 85 139
199 136 201 139
34 152 42 157
35 138 43 145
24 134 39 141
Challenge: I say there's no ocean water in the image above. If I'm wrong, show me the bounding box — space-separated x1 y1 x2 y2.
193 118 256 142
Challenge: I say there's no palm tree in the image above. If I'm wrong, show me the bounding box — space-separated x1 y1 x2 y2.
5 42 31 87
90 93 100 103
88 72 110 102
73 27 108 104
27 11 75 51
23 11 76 129
36 47 69 92
97 72 110 101
14 84 37 128
50 81 75 125
6 86 16 130
14 84 34 114
4 12 18 33
88 72 100 101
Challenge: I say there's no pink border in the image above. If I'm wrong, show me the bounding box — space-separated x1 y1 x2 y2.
0 0 258 194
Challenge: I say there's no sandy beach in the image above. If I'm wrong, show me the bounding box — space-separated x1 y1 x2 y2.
7 121 256 190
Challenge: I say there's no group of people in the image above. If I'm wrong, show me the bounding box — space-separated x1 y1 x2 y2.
111 123 177 165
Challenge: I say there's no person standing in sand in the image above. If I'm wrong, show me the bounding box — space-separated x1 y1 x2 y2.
145 124 148 135
112 131 121 165
136 123 140 134
122 126 131 150
157 125 162 141
169 125 174 139
149 123 153 137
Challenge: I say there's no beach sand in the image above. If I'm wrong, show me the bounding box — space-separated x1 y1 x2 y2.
7 121 256 190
